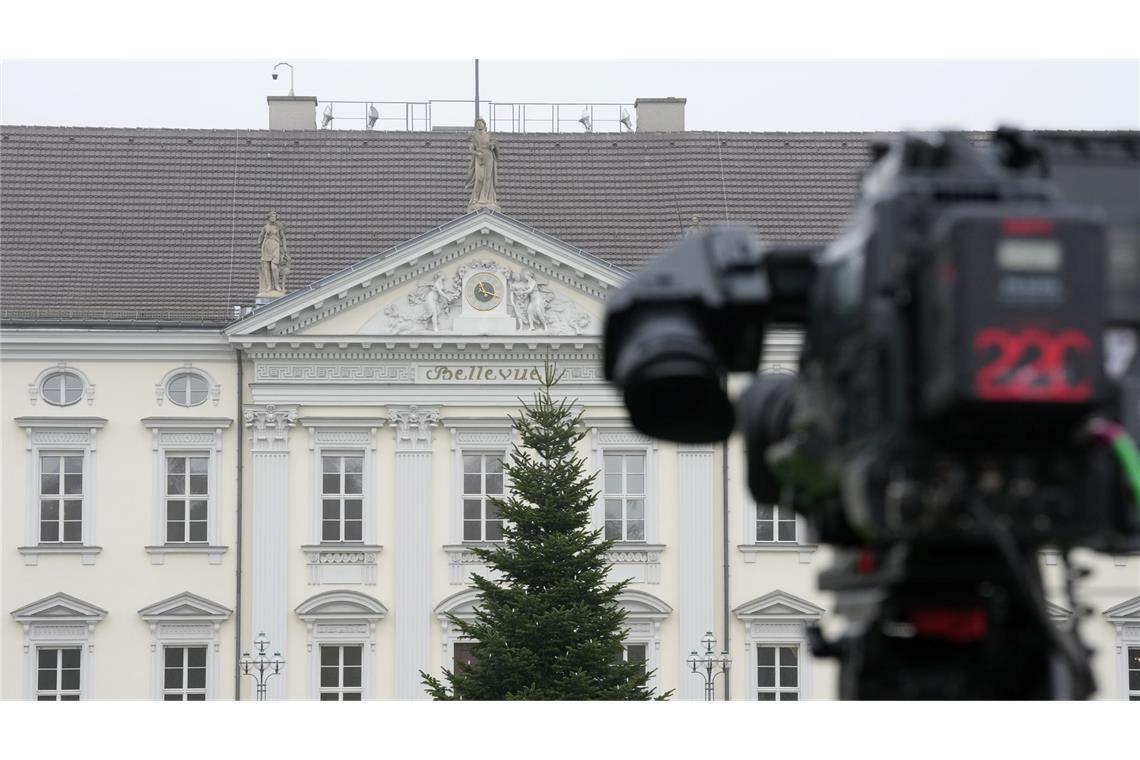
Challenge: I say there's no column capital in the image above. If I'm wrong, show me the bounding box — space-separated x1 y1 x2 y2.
244 404 299 452
388 405 440 452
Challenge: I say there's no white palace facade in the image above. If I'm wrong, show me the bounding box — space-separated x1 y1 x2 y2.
1 106 1137 701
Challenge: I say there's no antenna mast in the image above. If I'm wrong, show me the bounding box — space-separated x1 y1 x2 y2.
474 59 480 124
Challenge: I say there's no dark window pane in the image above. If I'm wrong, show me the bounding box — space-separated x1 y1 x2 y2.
485 474 503 494
485 521 503 541
778 521 796 542
164 694 184 701
167 522 185 542
757 648 775 666
323 500 340 520
60 694 80 701
486 502 500 521
41 521 59 542
167 457 185 474
189 500 208 520
463 521 481 541
64 500 82 521
344 473 363 494
463 455 480 474
463 499 481 519
167 475 185 495
626 644 647 665
758 667 776 688
343 646 362 666
605 521 623 540
781 666 798 688
319 693 339 701
189 457 208 474
343 692 362 701
345 457 363 474
454 643 478 672
322 457 340 475
757 692 776 701
463 474 482 494
39 649 56 668
320 667 338 688
165 668 183 689
345 521 363 542
1130 671 1140 691
757 504 774 521
189 522 207 542
167 500 185 520
343 667 362 688
165 648 183 667
187 693 207 701
63 522 82 542
604 499 622 520
41 473 60 494
37 695 58 701
38 668 57 691
41 500 59 521
780 647 797 666
321 647 339 666
62 649 80 668
187 668 206 689
627 520 645 541
344 499 362 520
61 668 80 691
782 692 799 701
189 474 208 495
64 474 82 495
323 520 340 541
757 522 774 542
322 474 341 494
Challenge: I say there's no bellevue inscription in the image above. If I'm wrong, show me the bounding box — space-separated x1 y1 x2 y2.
419 365 543 383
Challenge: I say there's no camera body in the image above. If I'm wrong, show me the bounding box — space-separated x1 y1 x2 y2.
605 129 1139 552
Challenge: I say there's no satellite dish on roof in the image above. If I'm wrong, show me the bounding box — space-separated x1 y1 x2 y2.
620 107 633 132
579 107 593 133
321 104 334 129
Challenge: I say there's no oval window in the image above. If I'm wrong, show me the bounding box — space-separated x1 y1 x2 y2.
41 370 85 406
167 372 210 407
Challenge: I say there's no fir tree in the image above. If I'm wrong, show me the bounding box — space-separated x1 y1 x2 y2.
422 364 666 700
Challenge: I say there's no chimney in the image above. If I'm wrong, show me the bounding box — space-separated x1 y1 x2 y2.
634 97 686 132
267 96 318 129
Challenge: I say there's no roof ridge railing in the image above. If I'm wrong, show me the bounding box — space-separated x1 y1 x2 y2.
316 100 636 134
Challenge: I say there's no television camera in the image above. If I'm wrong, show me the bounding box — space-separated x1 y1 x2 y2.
603 128 1140 699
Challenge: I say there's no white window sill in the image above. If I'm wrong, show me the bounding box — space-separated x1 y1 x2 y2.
145 545 228 565
738 543 819 564
18 545 103 566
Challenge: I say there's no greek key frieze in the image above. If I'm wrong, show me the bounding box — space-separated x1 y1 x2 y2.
255 364 413 382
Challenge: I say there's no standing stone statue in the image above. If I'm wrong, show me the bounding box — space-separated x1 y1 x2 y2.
258 210 291 297
465 118 500 212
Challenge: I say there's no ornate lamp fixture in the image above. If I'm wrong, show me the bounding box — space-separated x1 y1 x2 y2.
687 630 731 701
240 631 284 701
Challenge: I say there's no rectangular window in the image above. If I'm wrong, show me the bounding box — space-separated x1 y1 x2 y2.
163 646 207 701
165 455 209 543
1129 646 1140 701
623 643 648 677
453 642 478 674
322 455 364 542
36 647 81 700
604 452 645 542
319 644 363 701
757 503 796 543
462 452 504 542
39 454 83 544
756 646 798 701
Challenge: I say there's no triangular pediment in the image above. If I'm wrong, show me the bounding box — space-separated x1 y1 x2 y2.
1046 601 1073 622
295 590 388 621
733 590 826 621
1103 595 1140 623
228 209 629 342
11 592 107 623
138 592 232 622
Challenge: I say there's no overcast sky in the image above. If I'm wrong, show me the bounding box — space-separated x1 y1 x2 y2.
2 59 1137 132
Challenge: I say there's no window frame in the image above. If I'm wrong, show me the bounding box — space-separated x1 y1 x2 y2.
460 450 507 543
141 418 232 564
1103 595 1140 700
739 495 818 564
444 423 515 547
155 365 220 408
15 417 106 565
754 644 801 701
31 365 92 408
139 591 232 701
161 645 209 701
602 450 648 542
615 590 672 694
590 426 658 546
733 589 825 702
35 646 83 701
37 451 85 545
11 592 106 701
319 451 366 543
296 590 387 701
318 644 365 701
164 452 211 544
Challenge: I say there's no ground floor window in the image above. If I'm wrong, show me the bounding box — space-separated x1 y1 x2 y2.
37 647 81 700
163 646 207 700
319 644 363 701
622 643 648 677
1129 646 1140 701
453 641 478 674
756 645 798 701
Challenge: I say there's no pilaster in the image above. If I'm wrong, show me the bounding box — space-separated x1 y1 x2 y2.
678 443 716 700
389 405 439 699
244 403 298 700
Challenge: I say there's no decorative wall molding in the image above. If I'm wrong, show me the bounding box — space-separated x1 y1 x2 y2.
27 363 96 407
301 545 383 585
734 590 825 701
256 364 413 382
244 404 298 452
11 593 107 700
295 591 388 701
607 543 667 585
154 364 222 407
442 544 505 586
389 405 440 452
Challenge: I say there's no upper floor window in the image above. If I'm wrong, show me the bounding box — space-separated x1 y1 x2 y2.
165 455 209 543
40 370 85 407
37 647 81 701
166 372 210 407
322 455 364 542
1129 646 1140 701
163 646 207 701
757 502 796 543
604 452 645 542
462 452 504 542
756 645 799 701
319 644 363 701
39 454 83 543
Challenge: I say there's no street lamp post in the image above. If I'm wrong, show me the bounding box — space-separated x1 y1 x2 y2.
687 630 731 701
240 631 284 701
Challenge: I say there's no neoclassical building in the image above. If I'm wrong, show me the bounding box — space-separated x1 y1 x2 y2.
2 99 1137 700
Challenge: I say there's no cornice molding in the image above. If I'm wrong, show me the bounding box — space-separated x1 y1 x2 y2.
140 417 233 430
15 416 108 430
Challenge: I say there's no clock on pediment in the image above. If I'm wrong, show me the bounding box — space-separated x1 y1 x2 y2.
465 272 505 311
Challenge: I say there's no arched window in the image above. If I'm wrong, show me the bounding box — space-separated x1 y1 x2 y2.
166 372 210 407
41 370 85 406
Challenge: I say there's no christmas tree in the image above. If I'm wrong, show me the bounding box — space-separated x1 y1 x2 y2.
422 364 666 700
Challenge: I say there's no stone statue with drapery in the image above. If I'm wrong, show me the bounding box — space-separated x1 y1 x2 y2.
257 210 291 297
465 118 500 212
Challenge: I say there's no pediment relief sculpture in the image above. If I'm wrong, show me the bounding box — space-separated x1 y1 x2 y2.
382 260 593 336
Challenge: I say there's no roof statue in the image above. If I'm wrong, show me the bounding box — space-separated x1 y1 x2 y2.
465 118 500 212
258 210 291 298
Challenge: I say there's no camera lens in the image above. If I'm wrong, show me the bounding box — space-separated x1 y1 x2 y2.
609 311 734 443
738 373 797 502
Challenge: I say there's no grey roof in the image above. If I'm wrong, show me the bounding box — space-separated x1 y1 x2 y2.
4 125 1129 327
1 126 878 325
